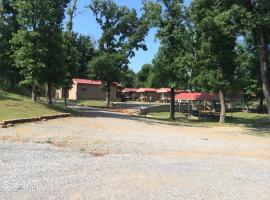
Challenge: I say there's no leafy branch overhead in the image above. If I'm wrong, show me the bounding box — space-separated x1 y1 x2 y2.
90 0 149 58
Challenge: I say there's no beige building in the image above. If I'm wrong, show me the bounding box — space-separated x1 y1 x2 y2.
122 88 139 101
56 79 119 101
136 88 159 102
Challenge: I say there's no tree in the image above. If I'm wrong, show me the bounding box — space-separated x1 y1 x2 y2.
121 69 137 88
12 0 69 103
235 35 263 112
75 34 96 78
144 0 191 120
235 0 270 117
0 0 20 89
89 0 149 107
190 0 238 124
88 52 126 107
62 0 79 106
137 64 153 84
42 0 70 105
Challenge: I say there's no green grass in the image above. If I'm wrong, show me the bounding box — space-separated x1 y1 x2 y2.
145 111 270 129
73 100 108 108
0 90 72 122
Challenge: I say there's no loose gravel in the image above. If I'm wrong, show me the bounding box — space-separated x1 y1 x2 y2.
0 109 270 200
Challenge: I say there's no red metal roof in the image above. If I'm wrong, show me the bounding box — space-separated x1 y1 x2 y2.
157 88 186 93
157 88 171 93
122 88 138 93
136 88 158 93
73 78 103 85
73 78 121 87
175 93 219 101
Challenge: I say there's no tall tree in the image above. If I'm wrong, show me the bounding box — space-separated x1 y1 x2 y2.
62 0 79 106
12 0 46 101
89 0 149 107
235 0 270 117
137 64 153 84
122 69 137 88
0 0 20 89
190 0 238 123
235 35 263 111
43 0 69 105
88 52 125 107
75 34 96 78
144 0 191 120
12 0 69 103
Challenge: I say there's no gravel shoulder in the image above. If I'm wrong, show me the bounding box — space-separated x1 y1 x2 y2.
0 112 270 200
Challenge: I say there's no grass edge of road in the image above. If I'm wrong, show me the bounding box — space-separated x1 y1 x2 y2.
139 112 270 137
0 89 79 122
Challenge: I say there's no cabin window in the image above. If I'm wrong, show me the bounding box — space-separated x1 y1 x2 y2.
80 85 87 92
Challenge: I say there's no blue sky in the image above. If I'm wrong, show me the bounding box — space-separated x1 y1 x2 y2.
72 0 191 72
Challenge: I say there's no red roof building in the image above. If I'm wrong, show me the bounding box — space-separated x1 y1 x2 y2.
122 88 138 93
175 92 219 101
73 78 103 85
136 88 158 93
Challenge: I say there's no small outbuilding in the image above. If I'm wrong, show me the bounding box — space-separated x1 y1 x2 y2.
56 78 119 101
136 88 159 102
175 92 219 116
157 88 185 103
122 88 138 101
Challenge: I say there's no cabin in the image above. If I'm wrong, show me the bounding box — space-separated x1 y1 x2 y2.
136 88 159 102
122 88 138 101
56 78 119 101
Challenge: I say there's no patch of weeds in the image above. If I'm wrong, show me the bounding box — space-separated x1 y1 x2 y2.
80 147 86 152
46 138 53 144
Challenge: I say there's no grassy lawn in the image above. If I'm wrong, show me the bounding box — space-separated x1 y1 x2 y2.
145 111 270 130
0 90 71 122
73 100 108 108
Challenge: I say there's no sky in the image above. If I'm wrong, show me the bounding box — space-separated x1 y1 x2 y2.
72 0 191 73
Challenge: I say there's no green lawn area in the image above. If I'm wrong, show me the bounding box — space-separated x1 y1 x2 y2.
73 100 108 108
0 90 71 122
145 111 270 129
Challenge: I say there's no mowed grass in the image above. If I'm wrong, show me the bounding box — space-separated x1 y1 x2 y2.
0 90 68 122
75 100 108 108
146 111 270 129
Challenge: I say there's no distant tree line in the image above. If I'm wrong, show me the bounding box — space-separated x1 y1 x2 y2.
0 0 95 104
135 0 270 123
0 0 270 123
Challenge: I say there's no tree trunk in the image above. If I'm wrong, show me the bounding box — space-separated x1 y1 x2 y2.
106 84 111 108
258 94 264 113
64 88 68 107
170 88 175 120
47 82 53 105
256 25 270 117
31 85 37 102
219 88 226 124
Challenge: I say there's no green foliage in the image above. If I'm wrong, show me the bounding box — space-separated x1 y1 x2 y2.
190 0 237 92
11 0 69 102
121 69 137 88
89 0 149 106
0 0 20 87
235 35 262 102
90 0 148 58
137 64 153 83
88 52 126 85
144 0 191 89
75 35 96 78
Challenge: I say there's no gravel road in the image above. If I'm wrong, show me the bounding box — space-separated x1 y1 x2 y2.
0 109 270 200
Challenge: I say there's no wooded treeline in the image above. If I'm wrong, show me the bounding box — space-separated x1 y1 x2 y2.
0 0 269 123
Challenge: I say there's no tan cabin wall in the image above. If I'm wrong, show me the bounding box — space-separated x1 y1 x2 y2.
75 84 117 101
68 83 77 100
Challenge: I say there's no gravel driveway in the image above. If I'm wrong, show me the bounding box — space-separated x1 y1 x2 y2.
0 109 270 200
